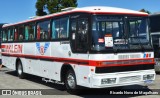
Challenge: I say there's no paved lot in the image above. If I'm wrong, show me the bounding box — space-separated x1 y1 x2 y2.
0 67 160 98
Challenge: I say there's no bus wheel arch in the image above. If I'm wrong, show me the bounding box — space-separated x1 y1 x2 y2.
61 64 79 91
16 58 25 79
61 64 74 82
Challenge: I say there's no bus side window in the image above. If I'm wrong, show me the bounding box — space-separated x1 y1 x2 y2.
8 28 14 41
25 23 35 41
14 28 18 41
2 29 7 42
52 19 61 39
18 25 24 41
7 29 11 41
59 17 69 38
37 25 41 40
37 20 50 40
52 19 60 39
52 17 69 39
25 26 29 40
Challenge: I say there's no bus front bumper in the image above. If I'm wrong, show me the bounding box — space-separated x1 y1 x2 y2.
89 70 155 88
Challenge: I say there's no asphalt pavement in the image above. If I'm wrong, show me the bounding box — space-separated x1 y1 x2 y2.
0 67 160 98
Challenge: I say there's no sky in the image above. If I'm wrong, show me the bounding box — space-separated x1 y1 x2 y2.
0 0 160 23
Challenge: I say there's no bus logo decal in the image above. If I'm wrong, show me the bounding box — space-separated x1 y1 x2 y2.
143 53 151 58
36 42 50 55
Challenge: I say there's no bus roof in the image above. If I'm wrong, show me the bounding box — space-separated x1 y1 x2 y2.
0 23 6 29
150 12 160 16
3 6 148 28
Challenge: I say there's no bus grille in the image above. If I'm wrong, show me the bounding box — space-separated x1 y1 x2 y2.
119 75 141 83
102 59 153 65
95 64 154 73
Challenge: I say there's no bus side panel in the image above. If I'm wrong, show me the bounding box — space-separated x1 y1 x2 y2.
37 42 55 79
23 43 38 75
1 43 17 70
50 42 70 81
39 60 55 80
51 42 92 85
2 56 16 70
51 62 63 81
75 65 91 87
23 58 38 75
23 42 56 79
51 42 70 59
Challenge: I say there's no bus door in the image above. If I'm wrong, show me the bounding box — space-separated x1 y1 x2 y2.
70 15 89 53
70 14 91 84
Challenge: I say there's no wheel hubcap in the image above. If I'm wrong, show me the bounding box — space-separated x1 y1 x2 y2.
18 64 22 75
67 73 76 89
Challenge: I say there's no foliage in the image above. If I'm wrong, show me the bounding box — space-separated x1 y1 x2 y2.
36 0 77 16
139 9 151 14
35 0 47 16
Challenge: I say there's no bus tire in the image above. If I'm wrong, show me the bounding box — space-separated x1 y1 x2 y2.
17 61 25 79
65 69 80 93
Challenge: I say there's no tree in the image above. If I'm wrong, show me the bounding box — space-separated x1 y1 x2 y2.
46 0 60 14
139 9 151 14
36 0 47 16
61 0 77 8
36 0 78 16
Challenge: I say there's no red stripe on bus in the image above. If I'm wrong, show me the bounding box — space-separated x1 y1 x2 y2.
1 45 5 48
1 52 154 67
89 60 154 67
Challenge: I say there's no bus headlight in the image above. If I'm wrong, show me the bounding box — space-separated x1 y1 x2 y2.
101 78 116 84
143 74 154 80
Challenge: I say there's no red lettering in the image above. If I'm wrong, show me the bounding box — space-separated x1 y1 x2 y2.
15 45 22 53
5 45 12 53
10 45 13 53
14 45 17 53
5 45 8 52
17 45 22 53
4 44 23 53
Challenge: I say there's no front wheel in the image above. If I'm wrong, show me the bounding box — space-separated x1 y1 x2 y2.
17 61 25 79
65 69 80 93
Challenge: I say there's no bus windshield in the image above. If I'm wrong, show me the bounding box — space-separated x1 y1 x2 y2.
128 17 149 45
91 15 151 52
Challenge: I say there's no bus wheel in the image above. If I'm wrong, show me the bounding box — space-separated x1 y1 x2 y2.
17 61 25 79
65 69 79 93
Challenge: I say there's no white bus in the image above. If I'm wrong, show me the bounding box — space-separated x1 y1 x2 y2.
1 6 155 91
0 23 6 67
150 13 160 72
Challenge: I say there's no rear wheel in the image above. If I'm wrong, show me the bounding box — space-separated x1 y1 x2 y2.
17 61 25 79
